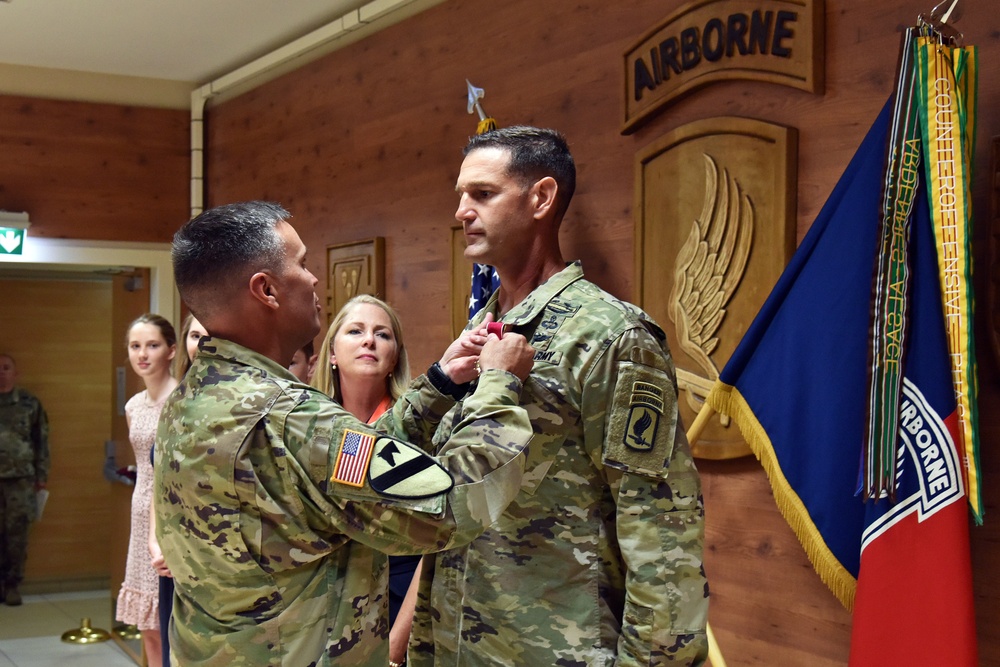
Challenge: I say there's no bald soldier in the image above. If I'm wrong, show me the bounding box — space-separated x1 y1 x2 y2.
154 201 536 666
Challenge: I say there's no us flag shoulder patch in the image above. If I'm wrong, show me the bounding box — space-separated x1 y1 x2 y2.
331 429 376 487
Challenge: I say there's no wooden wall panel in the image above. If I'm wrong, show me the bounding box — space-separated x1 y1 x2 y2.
200 0 1000 664
0 95 189 242
0 277 113 586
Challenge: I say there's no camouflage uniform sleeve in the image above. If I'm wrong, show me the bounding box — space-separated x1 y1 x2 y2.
320 369 532 555
372 373 456 451
32 397 49 484
582 327 709 666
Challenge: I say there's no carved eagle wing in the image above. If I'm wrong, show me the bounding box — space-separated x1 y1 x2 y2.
668 153 754 379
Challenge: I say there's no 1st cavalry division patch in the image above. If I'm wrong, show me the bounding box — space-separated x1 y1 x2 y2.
369 437 454 499
624 380 663 451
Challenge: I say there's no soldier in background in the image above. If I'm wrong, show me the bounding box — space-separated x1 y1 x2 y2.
410 127 710 665
0 353 49 607
156 201 536 666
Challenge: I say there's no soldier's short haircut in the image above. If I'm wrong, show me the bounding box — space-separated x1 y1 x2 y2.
172 201 289 319
464 126 576 220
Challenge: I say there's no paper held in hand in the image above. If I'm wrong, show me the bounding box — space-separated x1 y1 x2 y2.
36 489 49 521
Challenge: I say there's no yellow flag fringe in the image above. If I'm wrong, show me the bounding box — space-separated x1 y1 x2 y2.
706 380 858 610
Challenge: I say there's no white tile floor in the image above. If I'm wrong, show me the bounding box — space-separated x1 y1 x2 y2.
0 590 137 667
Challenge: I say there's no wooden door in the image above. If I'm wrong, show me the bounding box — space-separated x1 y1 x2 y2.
0 272 113 589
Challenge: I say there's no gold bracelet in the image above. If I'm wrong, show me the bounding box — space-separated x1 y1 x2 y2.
388 661 404 667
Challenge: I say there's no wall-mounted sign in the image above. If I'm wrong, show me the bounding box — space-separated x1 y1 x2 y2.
0 227 25 255
623 0 824 133
634 116 797 458
325 237 384 325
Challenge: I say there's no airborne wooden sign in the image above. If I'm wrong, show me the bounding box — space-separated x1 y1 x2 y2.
622 0 824 133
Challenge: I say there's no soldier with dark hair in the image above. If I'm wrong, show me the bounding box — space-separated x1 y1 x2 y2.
410 127 710 665
0 353 49 607
155 201 537 666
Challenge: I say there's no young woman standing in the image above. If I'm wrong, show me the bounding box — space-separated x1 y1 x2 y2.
118 313 177 667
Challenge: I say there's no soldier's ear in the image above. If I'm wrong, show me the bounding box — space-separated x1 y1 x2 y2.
249 271 280 310
530 176 558 221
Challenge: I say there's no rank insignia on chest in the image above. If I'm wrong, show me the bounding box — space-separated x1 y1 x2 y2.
368 437 454 499
624 381 664 451
331 429 376 487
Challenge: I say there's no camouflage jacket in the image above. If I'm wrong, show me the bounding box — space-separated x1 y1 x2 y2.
154 337 533 667
0 387 49 482
411 262 709 666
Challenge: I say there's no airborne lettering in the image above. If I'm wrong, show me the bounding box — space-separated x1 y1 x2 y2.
634 10 798 101
899 398 950 497
861 380 964 552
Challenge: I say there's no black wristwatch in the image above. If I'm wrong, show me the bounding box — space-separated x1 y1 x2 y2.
427 362 472 400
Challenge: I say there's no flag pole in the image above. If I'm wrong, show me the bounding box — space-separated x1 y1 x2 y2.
684 403 726 667
706 622 727 667
686 402 716 447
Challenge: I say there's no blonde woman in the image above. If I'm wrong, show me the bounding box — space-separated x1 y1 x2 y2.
313 295 417 665
173 313 208 378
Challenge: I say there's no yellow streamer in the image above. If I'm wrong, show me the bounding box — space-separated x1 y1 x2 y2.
915 37 982 522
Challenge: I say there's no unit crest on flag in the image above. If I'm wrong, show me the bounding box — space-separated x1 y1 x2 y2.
861 377 965 552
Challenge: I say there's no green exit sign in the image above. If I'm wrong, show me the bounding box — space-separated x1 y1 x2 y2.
0 227 25 255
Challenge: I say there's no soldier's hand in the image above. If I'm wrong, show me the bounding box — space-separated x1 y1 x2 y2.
439 313 494 384
479 332 534 381
148 537 173 579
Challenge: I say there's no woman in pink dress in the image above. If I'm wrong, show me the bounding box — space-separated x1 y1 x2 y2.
117 313 177 667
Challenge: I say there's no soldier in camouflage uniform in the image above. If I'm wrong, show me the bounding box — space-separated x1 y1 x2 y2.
0 353 49 607
155 201 538 666
409 127 709 665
